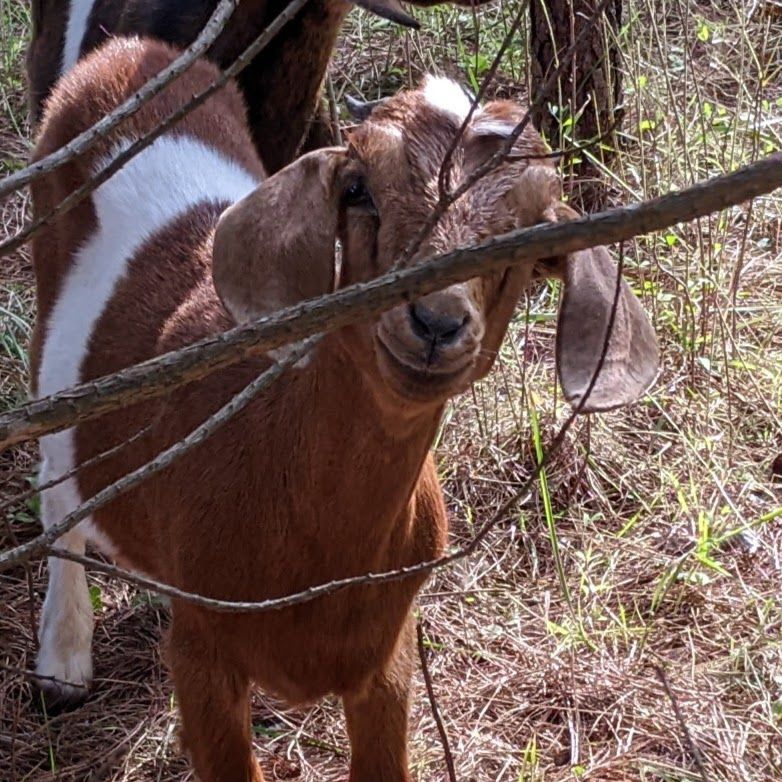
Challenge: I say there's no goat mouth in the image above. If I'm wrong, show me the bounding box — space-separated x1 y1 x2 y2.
375 337 473 401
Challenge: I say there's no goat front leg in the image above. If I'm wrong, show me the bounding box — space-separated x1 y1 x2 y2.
343 618 415 782
35 450 94 711
168 613 264 782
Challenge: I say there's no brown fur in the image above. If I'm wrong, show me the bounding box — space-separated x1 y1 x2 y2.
31 38 657 782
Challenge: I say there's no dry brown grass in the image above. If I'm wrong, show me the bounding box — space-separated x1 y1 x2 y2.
2 0 782 780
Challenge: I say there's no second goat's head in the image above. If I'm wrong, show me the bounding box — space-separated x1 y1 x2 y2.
213 76 659 414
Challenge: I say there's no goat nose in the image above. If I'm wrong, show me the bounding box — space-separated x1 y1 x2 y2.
409 302 469 344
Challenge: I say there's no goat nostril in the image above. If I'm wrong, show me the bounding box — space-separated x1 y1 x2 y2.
440 313 470 342
409 303 431 340
409 303 469 344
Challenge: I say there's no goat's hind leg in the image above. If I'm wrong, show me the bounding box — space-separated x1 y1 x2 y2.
34 447 94 711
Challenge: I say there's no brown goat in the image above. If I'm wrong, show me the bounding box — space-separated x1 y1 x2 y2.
27 0 490 173
30 36 658 782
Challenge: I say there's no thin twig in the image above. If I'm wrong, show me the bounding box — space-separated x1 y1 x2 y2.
0 337 319 572
436 0 530 203
1 152 779 452
326 71 343 146
417 618 458 782
0 422 156 519
0 0 310 260
0 663 88 690
653 664 711 782
41 414 558 610
0 0 240 202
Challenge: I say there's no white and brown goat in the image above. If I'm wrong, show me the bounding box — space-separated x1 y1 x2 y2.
30 36 658 782
27 0 490 172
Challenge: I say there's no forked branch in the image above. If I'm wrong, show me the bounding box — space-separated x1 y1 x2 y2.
0 338 319 571
0 0 240 202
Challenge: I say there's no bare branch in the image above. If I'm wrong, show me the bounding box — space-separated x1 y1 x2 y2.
417 619 457 782
39 436 544 610
1 153 780 452
0 338 319 572
436 0 530 203
0 423 155 519
654 664 711 782
0 0 240 202
457 0 615 189
0 0 310 260
0 663 88 691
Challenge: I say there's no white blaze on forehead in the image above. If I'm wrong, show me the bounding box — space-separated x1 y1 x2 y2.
37 134 259 549
377 124 403 141
61 0 97 75
422 76 473 122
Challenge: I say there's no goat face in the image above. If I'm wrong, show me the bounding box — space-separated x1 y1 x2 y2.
213 77 659 413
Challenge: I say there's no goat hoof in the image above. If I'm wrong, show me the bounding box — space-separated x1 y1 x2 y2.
34 677 90 715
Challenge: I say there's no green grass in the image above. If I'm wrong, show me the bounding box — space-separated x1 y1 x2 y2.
0 0 30 157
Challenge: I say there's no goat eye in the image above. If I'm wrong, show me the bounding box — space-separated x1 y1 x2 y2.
343 178 375 211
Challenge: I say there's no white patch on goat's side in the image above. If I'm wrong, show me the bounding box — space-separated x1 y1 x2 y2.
422 76 473 122
61 0 97 75
37 134 260 555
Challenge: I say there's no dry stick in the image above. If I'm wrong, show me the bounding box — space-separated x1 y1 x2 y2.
0 337 319 572
417 619 458 782
0 0 239 202
653 665 711 782
0 663 88 691
40 407 568 610
402 0 614 270
326 71 343 147
1 152 780 455
39 242 626 609
0 0 310 260
0 422 155 519
449 0 614 194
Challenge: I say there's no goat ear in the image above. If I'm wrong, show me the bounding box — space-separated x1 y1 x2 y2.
464 101 551 174
353 0 420 28
548 204 660 412
212 149 343 324
345 94 389 122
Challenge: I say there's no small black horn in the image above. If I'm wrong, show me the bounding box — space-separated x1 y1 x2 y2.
345 95 388 122
353 0 420 29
